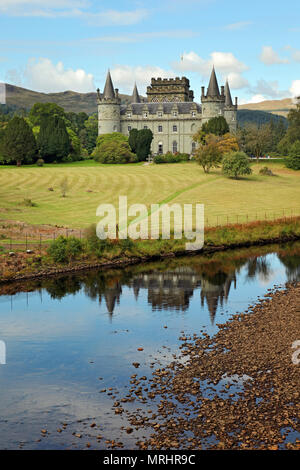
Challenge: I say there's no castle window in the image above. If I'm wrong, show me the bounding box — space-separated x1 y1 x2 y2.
172 141 178 153
232 117 235 121
173 125 177 132
113 125 117 132
128 126 132 132
144 112 148 118
158 143 163 154
173 112 177 117
158 125 163 133
144 125 148 129
158 111 163 117
192 111 196 117
127 113 132 118
219 109 222 115
192 142 196 153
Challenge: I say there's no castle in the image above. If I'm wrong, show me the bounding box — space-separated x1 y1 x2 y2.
97 67 238 155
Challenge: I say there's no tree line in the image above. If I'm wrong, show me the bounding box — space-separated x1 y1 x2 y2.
0 102 98 165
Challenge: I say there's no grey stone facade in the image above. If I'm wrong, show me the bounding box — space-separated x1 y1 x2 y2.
97 68 238 155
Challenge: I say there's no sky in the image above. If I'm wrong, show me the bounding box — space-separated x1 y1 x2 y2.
0 0 300 104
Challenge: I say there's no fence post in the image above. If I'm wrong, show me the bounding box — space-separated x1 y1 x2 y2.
40 234 42 254
26 233 27 251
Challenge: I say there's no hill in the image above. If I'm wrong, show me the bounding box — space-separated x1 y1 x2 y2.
0 83 293 127
239 98 295 117
237 109 287 127
4 83 135 114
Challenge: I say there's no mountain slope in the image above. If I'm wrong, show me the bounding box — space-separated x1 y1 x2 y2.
239 98 295 117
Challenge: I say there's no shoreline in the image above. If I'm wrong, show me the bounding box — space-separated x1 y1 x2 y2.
104 281 300 450
1 233 300 285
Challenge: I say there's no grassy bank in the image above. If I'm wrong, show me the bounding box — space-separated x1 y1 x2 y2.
1 216 300 282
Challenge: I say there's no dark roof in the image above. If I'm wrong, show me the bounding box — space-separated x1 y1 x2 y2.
103 70 115 99
132 83 141 103
120 102 201 115
206 67 220 97
225 80 233 106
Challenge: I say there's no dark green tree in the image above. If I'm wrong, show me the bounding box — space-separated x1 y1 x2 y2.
79 114 98 155
0 116 37 165
278 101 300 156
29 102 66 126
136 129 153 161
37 115 70 162
202 116 229 136
286 140 300 170
128 128 139 154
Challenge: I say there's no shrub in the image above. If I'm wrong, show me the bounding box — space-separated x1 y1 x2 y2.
154 152 190 164
93 140 137 164
84 224 111 257
222 151 252 179
23 198 37 207
47 236 83 263
259 166 274 176
36 158 44 167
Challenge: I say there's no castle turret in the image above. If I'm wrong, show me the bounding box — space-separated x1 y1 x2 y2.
98 70 121 135
223 79 238 133
132 83 141 103
201 67 225 124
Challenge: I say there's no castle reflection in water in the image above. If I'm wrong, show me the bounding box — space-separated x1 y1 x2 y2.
95 267 236 324
4 244 300 325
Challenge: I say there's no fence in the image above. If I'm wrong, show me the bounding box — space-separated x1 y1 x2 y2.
0 208 300 254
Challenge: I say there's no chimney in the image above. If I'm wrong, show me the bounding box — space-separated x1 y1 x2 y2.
201 86 205 97
115 88 119 99
235 97 238 106
221 86 225 96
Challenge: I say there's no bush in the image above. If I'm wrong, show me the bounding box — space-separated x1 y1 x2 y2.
93 140 137 164
222 151 252 179
36 158 44 167
84 224 111 258
154 152 190 164
259 166 274 176
47 236 83 263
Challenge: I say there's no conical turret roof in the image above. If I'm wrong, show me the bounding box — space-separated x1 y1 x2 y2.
207 66 220 97
225 79 233 106
103 70 115 99
132 83 141 103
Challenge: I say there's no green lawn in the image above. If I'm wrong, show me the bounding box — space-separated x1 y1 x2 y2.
0 161 299 229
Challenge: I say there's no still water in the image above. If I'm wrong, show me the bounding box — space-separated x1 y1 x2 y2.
0 242 299 449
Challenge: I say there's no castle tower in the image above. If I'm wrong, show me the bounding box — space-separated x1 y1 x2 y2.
224 79 238 133
201 66 225 124
97 70 121 135
132 83 141 103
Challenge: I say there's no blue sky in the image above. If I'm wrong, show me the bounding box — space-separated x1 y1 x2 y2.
0 0 299 103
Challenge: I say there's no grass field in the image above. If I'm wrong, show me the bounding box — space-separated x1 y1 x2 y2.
0 160 299 230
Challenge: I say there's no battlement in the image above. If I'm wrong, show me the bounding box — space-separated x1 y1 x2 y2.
147 76 194 102
150 77 190 86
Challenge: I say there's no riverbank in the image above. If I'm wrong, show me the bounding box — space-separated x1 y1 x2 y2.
105 281 300 450
1 217 300 283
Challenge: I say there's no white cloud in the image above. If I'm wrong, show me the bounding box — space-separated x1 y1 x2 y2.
250 79 288 99
0 1 149 25
24 58 95 93
290 80 300 99
260 46 289 65
172 51 248 89
227 72 249 89
110 65 176 94
224 21 252 31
